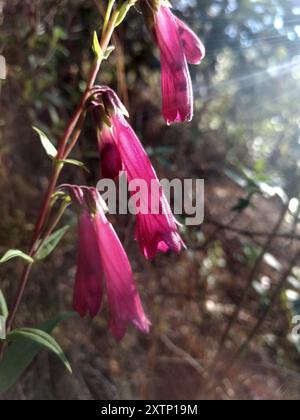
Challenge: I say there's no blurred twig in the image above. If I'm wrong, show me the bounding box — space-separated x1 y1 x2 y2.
160 334 204 375
227 248 300 368
212 200 290 366
94 0 130 109
113 32 130 110
205 218 300 241
200 211 242 250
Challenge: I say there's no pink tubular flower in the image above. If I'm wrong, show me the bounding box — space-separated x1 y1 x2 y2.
66 186 150 339
111 114 184 260
149 4 205 124
73 211 103 318
94 87 185 260
94 211 150 338
99 125 123 179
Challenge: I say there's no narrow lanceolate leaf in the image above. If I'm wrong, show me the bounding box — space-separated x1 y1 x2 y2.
104 45 115 60
57 159 90 173
35 225 70 261
92 31 103 60
33 126 57 158
0 313 75 394
115 1 134 27
0 249 34 265
0 290 8 320
7 328 72 373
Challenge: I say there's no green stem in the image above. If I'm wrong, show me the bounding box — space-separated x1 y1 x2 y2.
102 0 116 37
34 198 71 257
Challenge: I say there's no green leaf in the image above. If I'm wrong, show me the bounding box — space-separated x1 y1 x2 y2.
57 159 90 173
33 126 57 158
7 328 72 373
0 250 34 265
115 1 132 27
53 26 68 41
104 45 115 60
0 312 75 394
35 225 70 261
0 290 8 320
92 31 103 60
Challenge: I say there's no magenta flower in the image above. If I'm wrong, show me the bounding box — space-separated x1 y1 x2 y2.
150 4 205 124
73 211 103 319
66 186 150 339
111 113 184 260
98 122 123 180
94 87 185 260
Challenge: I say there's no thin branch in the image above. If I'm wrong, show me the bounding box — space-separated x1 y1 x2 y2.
160 334 204 375
199 211 241 249
227 248 300 368
205 218 300 241
211 201 290 367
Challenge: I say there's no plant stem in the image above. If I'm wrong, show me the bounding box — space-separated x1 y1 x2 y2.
0 6 121 357
102 0 116 37
63 110 87 158
34 198 71 257
30 164 63 248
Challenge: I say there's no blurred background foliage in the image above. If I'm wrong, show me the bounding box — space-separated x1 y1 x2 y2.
1 0 300 400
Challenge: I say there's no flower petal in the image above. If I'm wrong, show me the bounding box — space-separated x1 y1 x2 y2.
161 54 193 123
99 125 123 179
111 114 185 259
154 6 193 123
73 212 103 318
95 212 151 340
175 16 205 65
